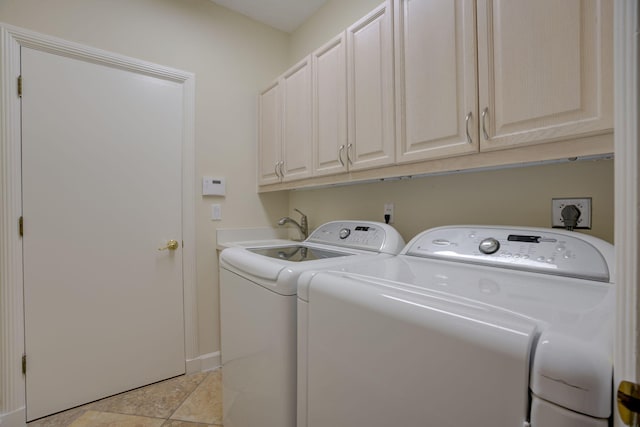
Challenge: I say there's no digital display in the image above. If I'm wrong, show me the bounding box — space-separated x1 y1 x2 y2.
355 226 370 231
507 235 541 243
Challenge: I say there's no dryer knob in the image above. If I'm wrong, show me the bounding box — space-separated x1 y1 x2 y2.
479 237 500 254
339 228 351 239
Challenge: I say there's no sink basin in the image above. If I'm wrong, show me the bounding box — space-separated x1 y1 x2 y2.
247 245 352 262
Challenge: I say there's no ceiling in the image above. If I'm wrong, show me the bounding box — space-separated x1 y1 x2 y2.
210 0 328 33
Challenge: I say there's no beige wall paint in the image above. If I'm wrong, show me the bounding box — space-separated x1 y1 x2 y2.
0 0 290 356
289 0 382 65
290 159 614 243
286 0 614 244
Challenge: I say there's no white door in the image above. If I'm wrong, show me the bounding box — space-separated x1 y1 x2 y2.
21 47 186 421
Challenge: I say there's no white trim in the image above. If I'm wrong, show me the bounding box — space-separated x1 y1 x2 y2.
0 23 198 424
613 1 640 426
0 407 26 427
186 351 222 374
0 24 26 425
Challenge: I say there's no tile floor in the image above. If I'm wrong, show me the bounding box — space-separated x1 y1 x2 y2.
27 369 223 427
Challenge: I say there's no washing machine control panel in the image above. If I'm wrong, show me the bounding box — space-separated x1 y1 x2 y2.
406 226 612 282
306 221 405 254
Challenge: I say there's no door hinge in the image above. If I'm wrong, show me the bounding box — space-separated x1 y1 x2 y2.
19 216 23 237
21 354 26 375
17 75 22 98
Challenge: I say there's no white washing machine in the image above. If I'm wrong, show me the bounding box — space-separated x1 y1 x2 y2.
297 225 614 427
219 220 405 427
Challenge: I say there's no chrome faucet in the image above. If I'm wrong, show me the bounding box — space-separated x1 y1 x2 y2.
278 208 308 240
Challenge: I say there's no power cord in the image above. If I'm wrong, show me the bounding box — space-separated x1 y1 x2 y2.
561 204 581 231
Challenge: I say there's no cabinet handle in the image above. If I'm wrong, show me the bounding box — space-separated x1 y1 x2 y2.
347 143 353 165
465 112 473 144
338 145 346 167
278 161 284 179
481 107 489 140
274 162 280 179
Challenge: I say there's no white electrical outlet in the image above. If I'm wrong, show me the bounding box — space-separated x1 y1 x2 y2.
384 203 394 224
551 198 592 229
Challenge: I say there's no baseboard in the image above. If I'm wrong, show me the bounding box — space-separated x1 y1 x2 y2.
185 351 221 374
0 407 26 427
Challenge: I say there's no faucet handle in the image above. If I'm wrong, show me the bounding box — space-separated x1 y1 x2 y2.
293 208 308 238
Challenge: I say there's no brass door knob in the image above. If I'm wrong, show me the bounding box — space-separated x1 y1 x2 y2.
618 380 640 426
158 240 179 251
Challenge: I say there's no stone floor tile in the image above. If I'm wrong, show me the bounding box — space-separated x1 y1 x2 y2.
161 420 216 427
26 405 88 427
89 372 208 419
68 410 165 427
169 370 222 425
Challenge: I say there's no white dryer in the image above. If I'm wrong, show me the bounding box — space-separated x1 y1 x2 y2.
297 225 614 427
219 220 405 427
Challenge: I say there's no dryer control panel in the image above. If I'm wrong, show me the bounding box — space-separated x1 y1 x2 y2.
404 226 613 282
306 221 405 254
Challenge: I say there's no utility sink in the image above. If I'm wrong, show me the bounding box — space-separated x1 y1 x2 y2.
247 246 352 262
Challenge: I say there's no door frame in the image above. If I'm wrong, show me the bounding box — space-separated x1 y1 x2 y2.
613 1 640 426
0 24 197 425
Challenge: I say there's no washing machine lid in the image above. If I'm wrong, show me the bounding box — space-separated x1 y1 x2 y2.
304 269 539 426
304 263 614 420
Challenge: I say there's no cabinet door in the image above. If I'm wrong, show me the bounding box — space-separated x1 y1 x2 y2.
313 33 348 177
347 0 395 171
477 0 613 151
258 81 281 185
282 56 313 181
396 0 478 164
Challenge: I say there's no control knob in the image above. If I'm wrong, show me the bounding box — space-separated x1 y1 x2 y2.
339 228 351 239
479 237 500 254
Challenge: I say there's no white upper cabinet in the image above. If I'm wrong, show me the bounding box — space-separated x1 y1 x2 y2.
477 0 613 151
258 81 281 185
258 0 613 190
258 57 313 185
346 0 396 171
281 56 313 181
395 0 479 164
312 33 348 177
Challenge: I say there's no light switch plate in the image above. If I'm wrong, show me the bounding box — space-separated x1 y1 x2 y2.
211 204 222 221
551 198 592 229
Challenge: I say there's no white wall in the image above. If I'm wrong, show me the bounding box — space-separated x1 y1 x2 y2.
286 0 614 244
0 0 290 357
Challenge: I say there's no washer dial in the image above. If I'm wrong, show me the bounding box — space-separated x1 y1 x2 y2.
339 228 351 239
479 237 500 254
